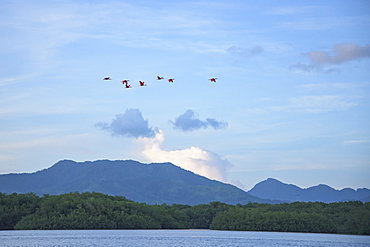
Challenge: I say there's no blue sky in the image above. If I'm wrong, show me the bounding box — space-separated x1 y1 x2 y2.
1 0 369 191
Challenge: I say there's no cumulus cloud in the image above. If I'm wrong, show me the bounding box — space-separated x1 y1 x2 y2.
290 43 370 73
227 45 264 57
96 109 240 188
136 130 233 183
169 109 228 132
95 108 156 138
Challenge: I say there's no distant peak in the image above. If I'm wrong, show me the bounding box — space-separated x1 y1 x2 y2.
264 178 284 184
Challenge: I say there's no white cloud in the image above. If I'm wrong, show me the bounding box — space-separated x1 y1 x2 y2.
265 6 319 16
279 18 340 31
343 140 369 144
0 73 38 87
301 83 356 90
1 2 85 66
0 88 97 117
136 130 233 183
277 14 364 31
270 95 359 113
0 1 226 71
96 109 236 186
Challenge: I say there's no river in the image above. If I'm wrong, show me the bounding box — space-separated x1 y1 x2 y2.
0 229 369 247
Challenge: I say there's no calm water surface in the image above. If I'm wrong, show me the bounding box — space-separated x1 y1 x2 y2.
0 230 369 247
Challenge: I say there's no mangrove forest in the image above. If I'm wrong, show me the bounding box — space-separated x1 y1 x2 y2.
0 192 369 235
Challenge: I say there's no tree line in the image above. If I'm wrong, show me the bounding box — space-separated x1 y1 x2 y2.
0 192 369 235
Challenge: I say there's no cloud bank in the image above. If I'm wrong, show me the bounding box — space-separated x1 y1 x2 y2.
95 109 156 138
290 43 370 73
136 130 233 183
170 109 228 132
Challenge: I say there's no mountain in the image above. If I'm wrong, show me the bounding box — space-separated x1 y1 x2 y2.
248 178 370 203
0 159 276 205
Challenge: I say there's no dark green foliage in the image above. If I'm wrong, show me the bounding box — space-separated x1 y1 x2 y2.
184 201 229 229
210 201 370 235
210 207 336 233
0 192 369 235
0 192 40 230
13 192 163 230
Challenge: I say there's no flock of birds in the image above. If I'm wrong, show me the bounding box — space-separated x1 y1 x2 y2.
103 76 217 88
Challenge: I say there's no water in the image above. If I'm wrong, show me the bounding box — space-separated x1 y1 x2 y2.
0 230 369 247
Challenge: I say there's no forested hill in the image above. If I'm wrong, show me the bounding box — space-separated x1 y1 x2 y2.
0 159 275 205
248 178 370 203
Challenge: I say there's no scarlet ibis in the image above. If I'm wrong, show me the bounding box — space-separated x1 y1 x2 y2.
103 77 111 80
209 78 217 82
168 78 174 83
139 81 146 86
157 76 164 80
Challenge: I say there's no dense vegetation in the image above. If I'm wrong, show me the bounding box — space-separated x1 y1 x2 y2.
1 192 369 235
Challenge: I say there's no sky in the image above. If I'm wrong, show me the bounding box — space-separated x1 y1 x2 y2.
0 0 369 191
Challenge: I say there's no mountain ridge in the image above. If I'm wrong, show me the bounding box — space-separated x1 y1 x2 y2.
248 178 370 203
1 160 368 205
0 159 277 205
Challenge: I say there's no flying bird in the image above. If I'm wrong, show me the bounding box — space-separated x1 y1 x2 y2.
103 77 111 80
168 78 174 83
121 80 129 84
139 81 146 86
157 76 164 80
209 78 217 82
124 83 131 88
